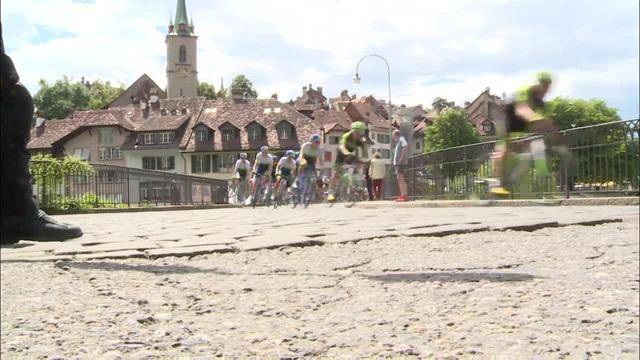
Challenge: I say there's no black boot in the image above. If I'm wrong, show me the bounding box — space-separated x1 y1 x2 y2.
2 210 83 244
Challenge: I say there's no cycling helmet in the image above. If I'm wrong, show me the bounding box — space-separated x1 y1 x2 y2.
310 134 321 143
260 146 269 152
351 121 367 134
285 150 295 157
536 72 552 85
240 152 247 158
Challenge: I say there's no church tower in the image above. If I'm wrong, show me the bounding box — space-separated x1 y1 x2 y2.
166 0 198 98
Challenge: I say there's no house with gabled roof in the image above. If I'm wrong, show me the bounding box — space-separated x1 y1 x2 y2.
466 87 505 138
107 74 167 108
290 83 328 118
181 95 323 179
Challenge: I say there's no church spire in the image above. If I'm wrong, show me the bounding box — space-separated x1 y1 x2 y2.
175 0 189 26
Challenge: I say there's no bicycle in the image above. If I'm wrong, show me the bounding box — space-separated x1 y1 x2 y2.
232 178 249 205
476 133 572 198
250 173 269 208
272 176 292 209
328 161 368 207
296 168 318 208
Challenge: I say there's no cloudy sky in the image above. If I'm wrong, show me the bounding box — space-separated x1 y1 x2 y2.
2 0 639 118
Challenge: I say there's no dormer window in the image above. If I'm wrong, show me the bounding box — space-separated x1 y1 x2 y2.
222 129 234 142
196 129 208 143
249 127 263 141
143 133 155 145
159 132 174 144
181 108 187 115
161 109 167 115
276 121 295 140
246 122 267 141
171 109 177 115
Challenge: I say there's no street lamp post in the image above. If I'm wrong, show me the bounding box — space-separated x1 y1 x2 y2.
353 54 393 141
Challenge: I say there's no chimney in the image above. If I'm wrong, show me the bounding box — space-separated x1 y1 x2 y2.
464 101 471 107
317 86 323 94
485 87 490 93
140 100 149 118
230 86 246 102
271 93 278 100
302 86 307 94
308 83 312 91
35 118 46 136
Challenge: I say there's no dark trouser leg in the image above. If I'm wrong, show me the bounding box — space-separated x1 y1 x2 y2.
1 37 82 243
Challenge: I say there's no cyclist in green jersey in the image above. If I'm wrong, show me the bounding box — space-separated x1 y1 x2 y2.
490 72 566 195
327 121 368 202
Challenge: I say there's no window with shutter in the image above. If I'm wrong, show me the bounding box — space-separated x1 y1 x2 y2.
191 155 197 173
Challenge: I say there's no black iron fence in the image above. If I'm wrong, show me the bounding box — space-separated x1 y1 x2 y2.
31 163 229 210
405 119 639 200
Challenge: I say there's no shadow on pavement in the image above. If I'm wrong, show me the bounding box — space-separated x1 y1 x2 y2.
58 261 343 278
58 261 231 274
366 272 536 283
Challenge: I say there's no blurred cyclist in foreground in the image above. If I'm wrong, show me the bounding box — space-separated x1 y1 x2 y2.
489 72 569 196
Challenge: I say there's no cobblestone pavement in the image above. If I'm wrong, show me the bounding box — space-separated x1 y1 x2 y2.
1 206 639 358
0 205 637 262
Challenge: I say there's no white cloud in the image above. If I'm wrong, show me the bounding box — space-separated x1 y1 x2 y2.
2 0 638 118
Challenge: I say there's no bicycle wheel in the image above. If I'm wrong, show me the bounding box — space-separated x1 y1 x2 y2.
251 177 262 208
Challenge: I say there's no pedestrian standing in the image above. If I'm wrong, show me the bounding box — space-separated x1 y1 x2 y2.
369 151 386 200
392 129 409 202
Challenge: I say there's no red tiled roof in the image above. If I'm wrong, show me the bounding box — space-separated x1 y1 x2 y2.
346 102 391 130
185 99 322 152
28 107 139 150
312 109 351 128
28 97 207 151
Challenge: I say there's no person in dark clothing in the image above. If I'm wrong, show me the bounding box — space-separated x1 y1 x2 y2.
1 23 82 244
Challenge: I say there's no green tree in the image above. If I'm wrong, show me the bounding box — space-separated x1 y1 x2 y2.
230 74 258 99
34 76 91 119
87 80 125 110
216 87 228 99
424 108 479 152
34 76 124 119
545 97 620 130
197 82 217 99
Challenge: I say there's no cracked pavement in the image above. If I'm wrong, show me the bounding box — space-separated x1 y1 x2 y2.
1 206 639 358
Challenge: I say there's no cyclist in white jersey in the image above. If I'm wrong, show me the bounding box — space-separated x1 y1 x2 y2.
251 146 273 197
233 153 251 203
273 150 298 198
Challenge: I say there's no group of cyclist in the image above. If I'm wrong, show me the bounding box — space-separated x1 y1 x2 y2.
231 133 326 206
230 71 565 204
230 121 371 206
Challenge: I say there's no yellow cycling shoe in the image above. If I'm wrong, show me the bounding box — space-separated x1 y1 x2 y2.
327 194 336 202
489 187 510 196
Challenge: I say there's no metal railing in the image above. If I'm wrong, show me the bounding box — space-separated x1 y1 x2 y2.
30 163 229 210
404 119 639 200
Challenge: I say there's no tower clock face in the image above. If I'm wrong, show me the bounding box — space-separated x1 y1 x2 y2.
176 65 190 78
